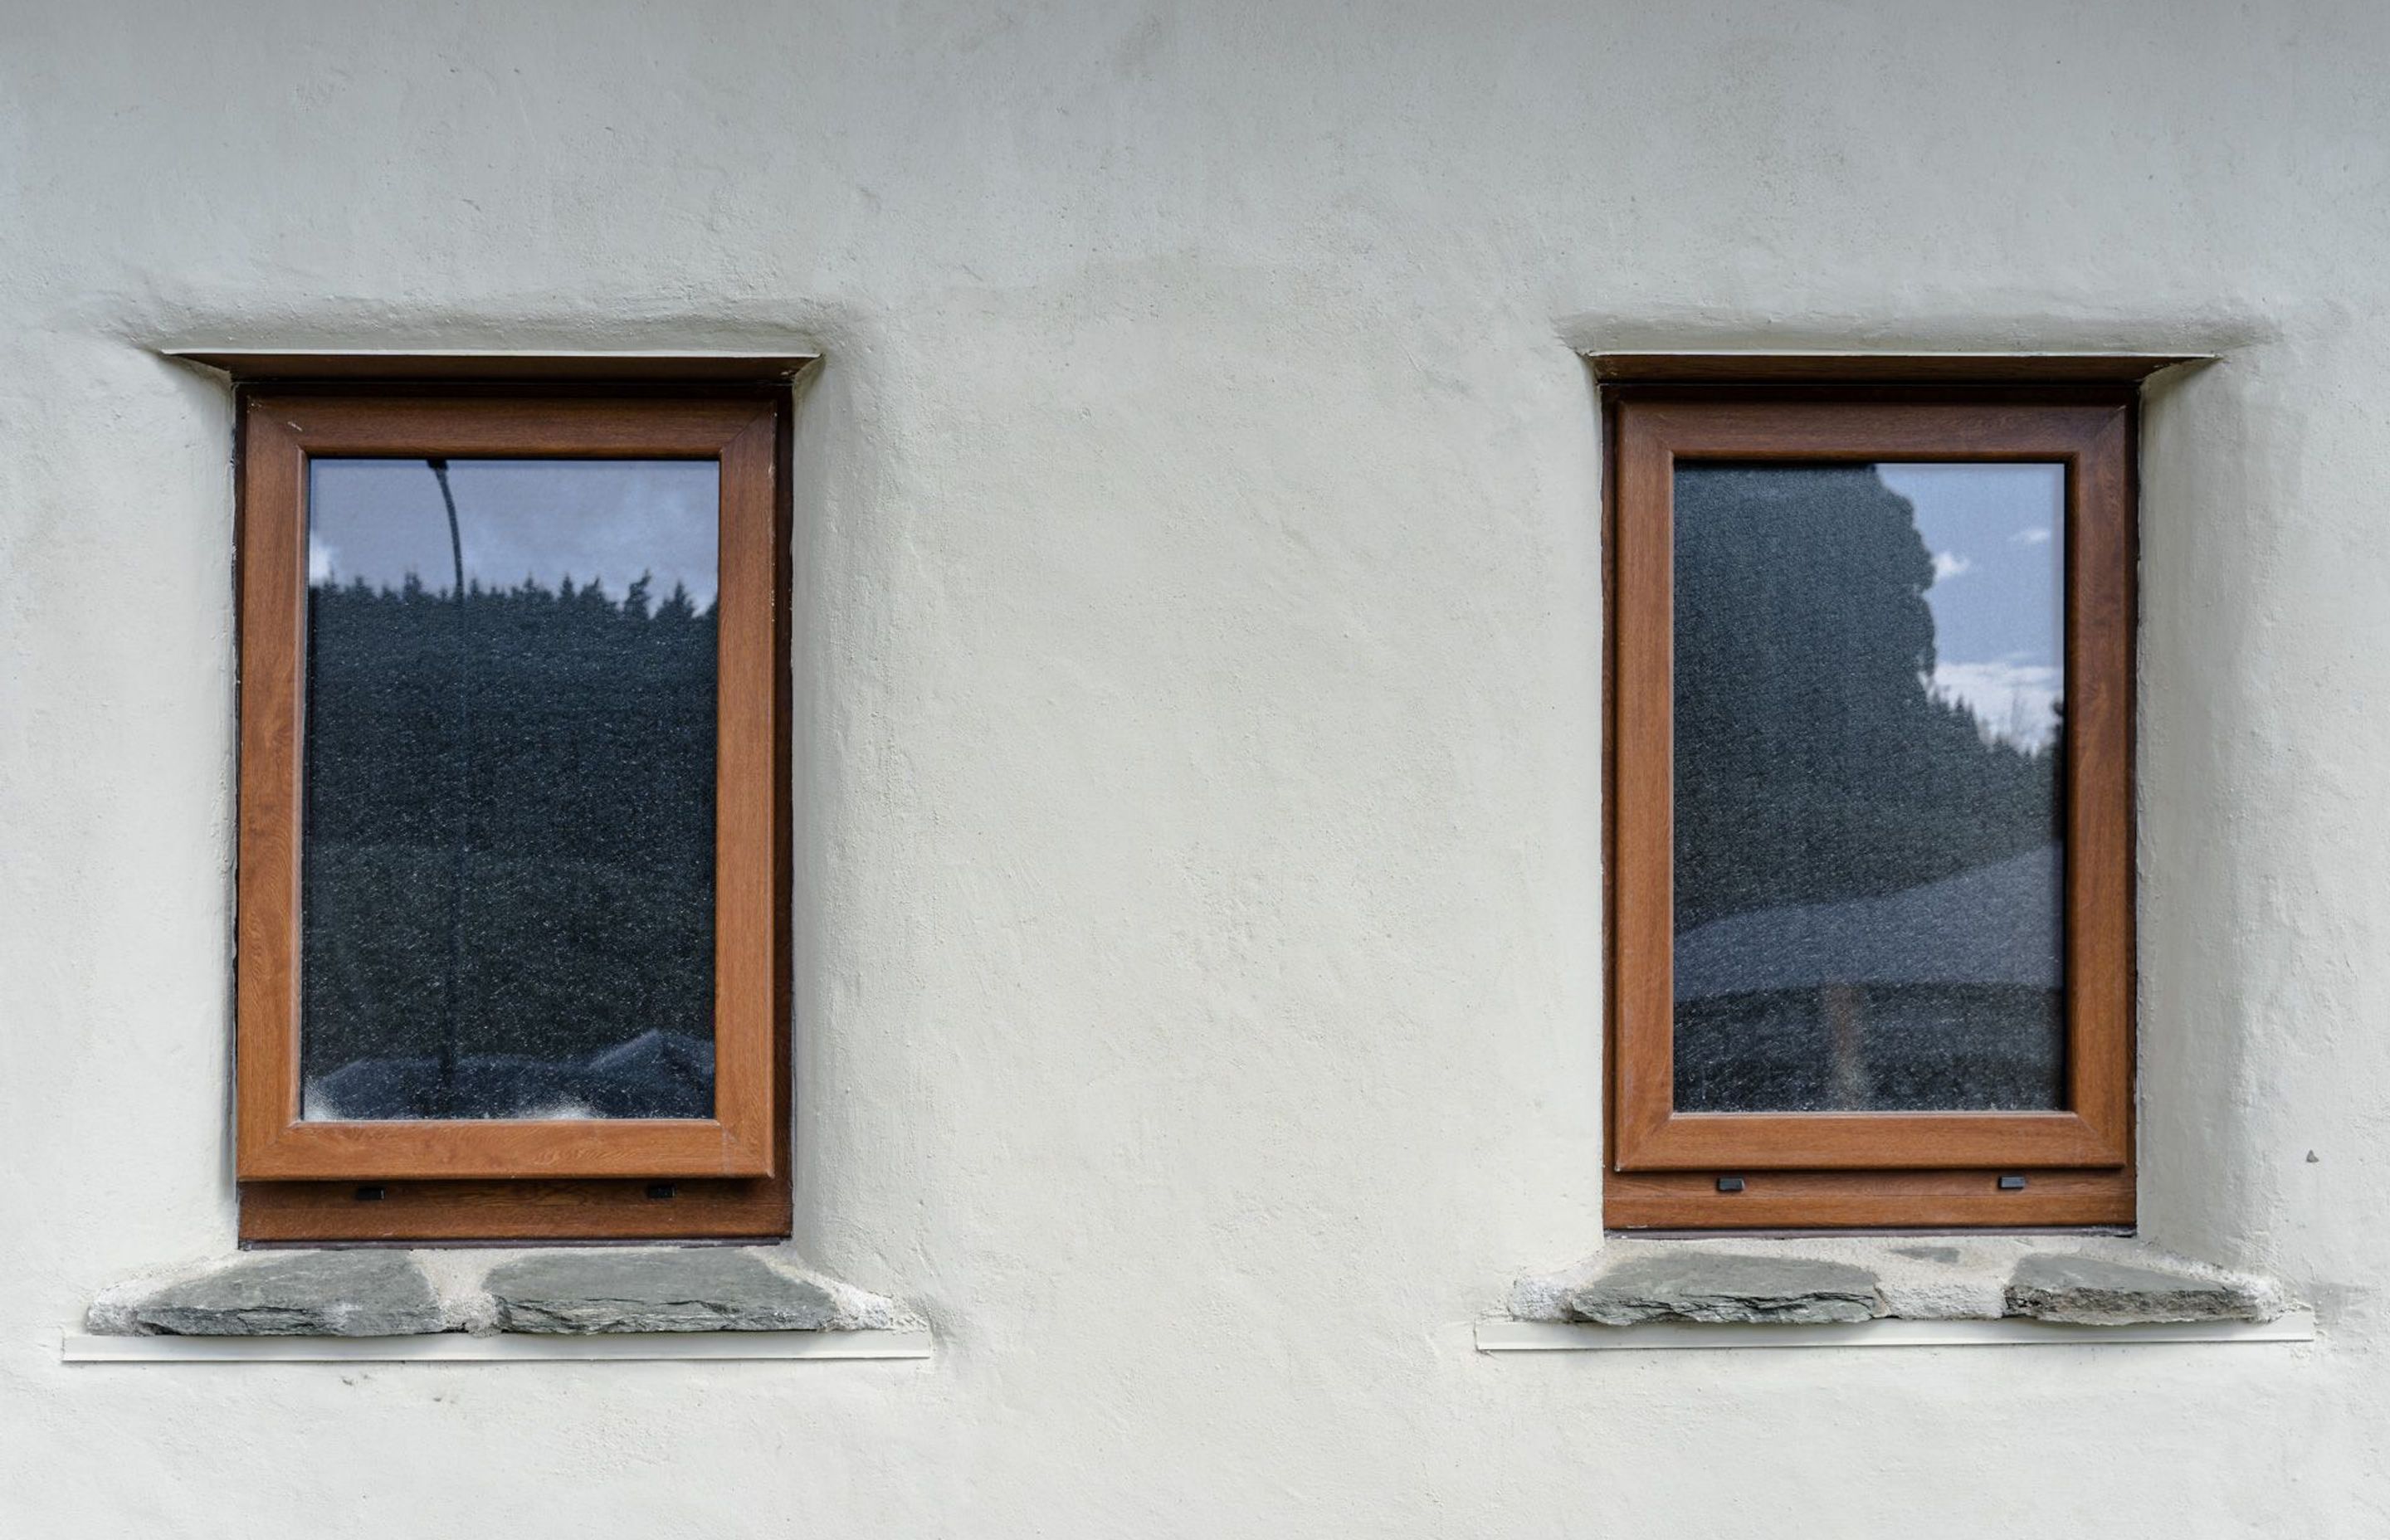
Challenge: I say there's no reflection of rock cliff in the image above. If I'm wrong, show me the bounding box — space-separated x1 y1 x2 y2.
305 1029 715 1121
1671 467 2064 1111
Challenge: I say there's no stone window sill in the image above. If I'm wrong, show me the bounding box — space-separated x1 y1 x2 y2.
73 1245 929 1362
1491 1235 2308 1351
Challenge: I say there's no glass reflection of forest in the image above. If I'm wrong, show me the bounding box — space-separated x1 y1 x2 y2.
1672 465 2064 1114
299 571 716 1121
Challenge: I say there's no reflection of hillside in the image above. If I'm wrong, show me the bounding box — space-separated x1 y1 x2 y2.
1677 844 2061 997
1671 466 2063 1111
300 576 716 1120
1674 846 2063 1112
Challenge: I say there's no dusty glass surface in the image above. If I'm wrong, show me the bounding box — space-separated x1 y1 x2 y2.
299 459 719 1120
1671 462 2066 1113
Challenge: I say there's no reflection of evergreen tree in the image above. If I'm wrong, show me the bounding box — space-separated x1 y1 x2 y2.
1672 465 2058 933
300 574 716 1095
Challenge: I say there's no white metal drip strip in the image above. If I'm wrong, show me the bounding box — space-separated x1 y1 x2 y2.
1475 1308 2317 1352
62 1328 931 1363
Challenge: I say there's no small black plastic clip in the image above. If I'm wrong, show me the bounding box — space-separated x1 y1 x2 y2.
354 1185 387 1202
1997 1174 2028 1191
1716 1175 1747 1193
646 1182 677 1201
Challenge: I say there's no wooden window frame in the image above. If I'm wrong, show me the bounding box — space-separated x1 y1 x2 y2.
1603 378 2139 1231
232 385 792 1243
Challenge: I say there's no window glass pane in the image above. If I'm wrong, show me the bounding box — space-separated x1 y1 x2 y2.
1671 462 2065 1112
300 458 719 1121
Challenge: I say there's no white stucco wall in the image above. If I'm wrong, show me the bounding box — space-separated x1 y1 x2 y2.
4 1 2386 1533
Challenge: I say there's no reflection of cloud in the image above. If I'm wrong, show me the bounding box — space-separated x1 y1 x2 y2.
1930 550 1973 582
1930 658 2061 751
2012 526 2054 546
308 534 338 583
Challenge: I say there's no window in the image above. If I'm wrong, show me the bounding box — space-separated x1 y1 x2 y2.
233 386 790 1242
1603 364 2140 1229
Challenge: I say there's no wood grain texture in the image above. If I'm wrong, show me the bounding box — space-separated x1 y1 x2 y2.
708 407 782 1177
234 389 792 1234
1610 403 1677 1172
239 1172 790 1245
2066 405 2138 1167
232 408 307 1181
1603 1167 2135 1231
1605 391 2139 1227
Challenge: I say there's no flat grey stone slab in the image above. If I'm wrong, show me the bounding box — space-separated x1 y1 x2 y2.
1514 1237 2289 1329
2005 1252 2274 1325
485 1249 843 1333
86 1246 920 1339
95 1251 443 1337
1563 1250 1883 1326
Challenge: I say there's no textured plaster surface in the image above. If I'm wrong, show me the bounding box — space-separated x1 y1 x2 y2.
5 1 2386 1535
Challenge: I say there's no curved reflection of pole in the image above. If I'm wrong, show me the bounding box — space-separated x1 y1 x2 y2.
428 458 468 1117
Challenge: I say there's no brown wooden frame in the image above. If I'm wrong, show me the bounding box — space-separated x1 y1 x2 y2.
1604 385 2137 1230
233 387 792 1242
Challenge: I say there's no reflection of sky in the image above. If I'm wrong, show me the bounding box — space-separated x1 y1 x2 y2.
1876 463 2065 751
307 459 719 607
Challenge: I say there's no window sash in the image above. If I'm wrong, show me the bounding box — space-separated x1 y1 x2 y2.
1606 393 2134 1228
234 393 784 1184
